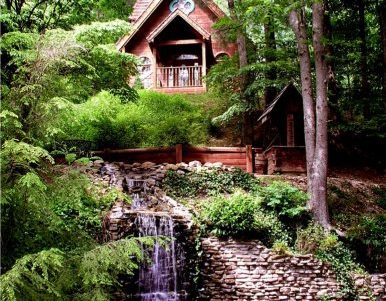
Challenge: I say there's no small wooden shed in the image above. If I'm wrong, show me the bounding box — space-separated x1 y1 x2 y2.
256 83 306 175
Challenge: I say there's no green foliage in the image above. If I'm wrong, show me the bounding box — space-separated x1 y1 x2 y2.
65 153 77 165
296 224 364 300
48 171 129 238
259 181 308 220
0 237 159 301
163 168 259 198
199 192 260 237
0 249 65 301
1 21 137 146
1 140 54 184
62 90 209 148
198 191 286 244
0 111 24 141
1 0 133 33
78 237 157 300
346 215 386 270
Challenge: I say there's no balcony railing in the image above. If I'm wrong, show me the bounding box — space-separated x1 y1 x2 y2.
156 66 203 88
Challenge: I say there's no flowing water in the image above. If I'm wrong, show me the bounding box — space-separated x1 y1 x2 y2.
135 214 179 301
101 163 185 301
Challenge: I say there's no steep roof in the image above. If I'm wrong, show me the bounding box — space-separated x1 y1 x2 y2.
117 0 226 50
130 0 224 23
146 9 210 42
130 0 153 22
257 83 301 125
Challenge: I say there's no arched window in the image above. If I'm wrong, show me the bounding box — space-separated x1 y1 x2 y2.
139 56 152 88
215 52 229 63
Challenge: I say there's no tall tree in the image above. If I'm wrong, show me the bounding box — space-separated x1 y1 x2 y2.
263 14 277 107
289 1 330 228
227 0 254 145
358 0 370 117
380 0 386 97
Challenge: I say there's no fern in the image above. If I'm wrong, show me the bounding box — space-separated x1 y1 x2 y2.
78 237 161 300
1 140 53 181
0 249 65 301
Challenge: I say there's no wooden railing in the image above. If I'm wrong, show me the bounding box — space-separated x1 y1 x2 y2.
91 145 265 173
156 66 203 88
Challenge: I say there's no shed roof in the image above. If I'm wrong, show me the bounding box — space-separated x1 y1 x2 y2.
257 83 301 125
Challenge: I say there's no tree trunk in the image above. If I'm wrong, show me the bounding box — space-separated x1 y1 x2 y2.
263 15 277 107
227 0 253 145
289 4 330 228
358 0 370 117
289 9 316 197
311 2 330 228
380 0 386 98
324 0 339 122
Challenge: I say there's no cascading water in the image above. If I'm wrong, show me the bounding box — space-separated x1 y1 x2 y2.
135 214 179 301
101 163 188 301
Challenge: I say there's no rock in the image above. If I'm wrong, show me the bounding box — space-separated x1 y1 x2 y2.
188 160 202 168
177 162 189 170
212 162 223 168
93 159 104 166
142 161 156 169
146 178 156 187
165 164 178 171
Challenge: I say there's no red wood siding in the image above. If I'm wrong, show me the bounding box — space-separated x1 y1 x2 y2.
125 0 236 59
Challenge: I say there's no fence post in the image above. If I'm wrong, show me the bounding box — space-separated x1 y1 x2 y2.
246 145 253 174
176 144 183 164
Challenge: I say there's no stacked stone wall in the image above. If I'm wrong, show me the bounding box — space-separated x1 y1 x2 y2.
200 237 386 301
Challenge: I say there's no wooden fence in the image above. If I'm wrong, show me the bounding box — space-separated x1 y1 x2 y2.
90 145 305 175
93 145 264 173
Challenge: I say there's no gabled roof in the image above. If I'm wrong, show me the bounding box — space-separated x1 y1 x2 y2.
257 83 301 125
130 0 153 22
117 0 225 51
146 9 210 42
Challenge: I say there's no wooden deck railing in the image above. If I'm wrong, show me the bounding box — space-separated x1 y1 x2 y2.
55 144 306 174
156 66 203 88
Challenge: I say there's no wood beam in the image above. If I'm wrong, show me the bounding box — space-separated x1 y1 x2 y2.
157 39 202 46
152 48 157 88
202 41 207 90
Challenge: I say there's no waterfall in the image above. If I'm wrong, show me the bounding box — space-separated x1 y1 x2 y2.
101 163 188 301
135 214 179 301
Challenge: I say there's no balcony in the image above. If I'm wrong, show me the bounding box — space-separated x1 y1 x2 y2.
154 66 205 93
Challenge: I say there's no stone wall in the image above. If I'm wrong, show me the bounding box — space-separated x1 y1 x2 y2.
200 237 386 301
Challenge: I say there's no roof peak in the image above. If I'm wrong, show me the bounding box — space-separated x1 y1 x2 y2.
129 0 224 23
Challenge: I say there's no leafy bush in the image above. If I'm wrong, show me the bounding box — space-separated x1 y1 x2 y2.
199 192 260 237
199 192 286 244
347 215 386 271
163 168 259 198
62 90 209 149
259 181 308 220
77 237 157 300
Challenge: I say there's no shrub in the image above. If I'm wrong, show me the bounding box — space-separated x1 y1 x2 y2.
199 191 287 244
199 192 260 237
163 168 259 198
259 181 308 220
347 215 386 271
62 90 209 149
